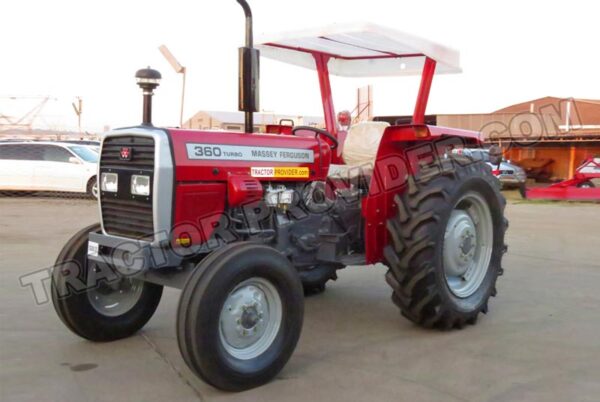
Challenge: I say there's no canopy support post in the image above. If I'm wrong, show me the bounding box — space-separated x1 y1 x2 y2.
313 53 336 136
413 57 436 125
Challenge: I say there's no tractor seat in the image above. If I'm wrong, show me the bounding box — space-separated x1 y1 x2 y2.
328 121 390 178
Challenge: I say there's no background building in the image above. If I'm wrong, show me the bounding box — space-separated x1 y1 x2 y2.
183 110 323 132
378 97 600 181
440 97 600 181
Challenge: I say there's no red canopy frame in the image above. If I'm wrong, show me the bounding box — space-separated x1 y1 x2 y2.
310 52 436 136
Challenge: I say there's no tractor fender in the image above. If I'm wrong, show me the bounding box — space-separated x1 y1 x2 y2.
363 124 481 264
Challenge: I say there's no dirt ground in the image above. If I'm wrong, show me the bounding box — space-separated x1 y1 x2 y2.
1 194 599 402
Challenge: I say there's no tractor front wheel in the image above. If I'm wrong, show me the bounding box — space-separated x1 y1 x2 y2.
51 224 163 341
384 158 508 329
177 243 304 391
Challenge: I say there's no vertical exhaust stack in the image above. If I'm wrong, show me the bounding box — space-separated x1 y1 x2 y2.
135 67 162 126
236 0 259 133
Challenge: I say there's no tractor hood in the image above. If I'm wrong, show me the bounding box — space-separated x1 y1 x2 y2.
167 129 332 183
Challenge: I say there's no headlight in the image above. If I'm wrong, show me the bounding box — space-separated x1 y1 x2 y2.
100 172 118 192
131 175 151 196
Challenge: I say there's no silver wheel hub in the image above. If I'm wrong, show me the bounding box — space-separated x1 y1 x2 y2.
443 192 493 298
219 277 282 360
444 210 477 277
87 265 143 317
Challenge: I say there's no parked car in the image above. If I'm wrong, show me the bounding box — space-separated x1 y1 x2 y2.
59 140 101 146
0 141 98 198
81 144 100 153
60 140 101 152
459 148 527 188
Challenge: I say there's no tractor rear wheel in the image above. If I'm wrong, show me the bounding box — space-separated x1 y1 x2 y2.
384 158 508 329
177 243 304 391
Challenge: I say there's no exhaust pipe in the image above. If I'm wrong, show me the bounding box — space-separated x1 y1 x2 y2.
236 0 259 133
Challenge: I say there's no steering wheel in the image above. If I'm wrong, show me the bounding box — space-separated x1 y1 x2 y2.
292 126 338 150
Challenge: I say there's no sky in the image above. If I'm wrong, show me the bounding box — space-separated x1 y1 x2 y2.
1 0 598 132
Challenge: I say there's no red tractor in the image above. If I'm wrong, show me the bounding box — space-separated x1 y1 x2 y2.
52 1 508 391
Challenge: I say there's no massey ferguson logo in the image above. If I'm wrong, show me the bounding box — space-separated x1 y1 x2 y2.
119 147 132 160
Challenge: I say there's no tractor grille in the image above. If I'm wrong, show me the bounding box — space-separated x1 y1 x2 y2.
100 135 155 240
100 135 155 170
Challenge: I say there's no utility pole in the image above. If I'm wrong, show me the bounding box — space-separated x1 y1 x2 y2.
159 45 186 127
72 97 82 133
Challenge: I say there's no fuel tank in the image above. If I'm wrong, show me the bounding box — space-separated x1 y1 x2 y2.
167 129 332 183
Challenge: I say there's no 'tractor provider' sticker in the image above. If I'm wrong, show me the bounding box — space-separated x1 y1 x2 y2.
251 167 310 178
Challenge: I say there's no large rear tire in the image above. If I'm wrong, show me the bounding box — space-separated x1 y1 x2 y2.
177 243 304 391
384 158 508 329
51 223 163 341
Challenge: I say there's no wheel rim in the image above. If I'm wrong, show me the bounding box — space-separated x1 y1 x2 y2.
91 181 99 198
87 266 144 316
443 191 493 298
219 277 282 360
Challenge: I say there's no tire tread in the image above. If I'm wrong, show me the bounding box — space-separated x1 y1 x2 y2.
383 157 508 330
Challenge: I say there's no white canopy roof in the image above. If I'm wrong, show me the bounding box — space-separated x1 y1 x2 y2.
256 22 461 77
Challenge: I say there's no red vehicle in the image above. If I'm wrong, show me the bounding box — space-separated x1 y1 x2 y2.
52 1 508 391
525 156 600 200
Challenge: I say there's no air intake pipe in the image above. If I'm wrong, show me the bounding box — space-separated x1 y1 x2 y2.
135 67 162 126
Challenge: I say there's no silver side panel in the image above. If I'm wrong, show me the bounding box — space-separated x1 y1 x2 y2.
98 127 173 247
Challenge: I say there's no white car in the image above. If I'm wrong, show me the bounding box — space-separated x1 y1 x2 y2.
0 141 99 198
